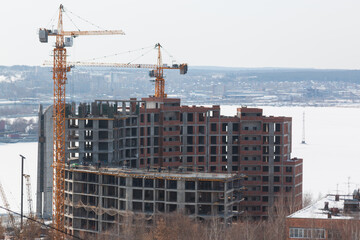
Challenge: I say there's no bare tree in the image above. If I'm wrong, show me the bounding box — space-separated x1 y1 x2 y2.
205 217 226 240
226 217 264 240
114 213 148 240
265 195 295 240
326 219 360 240
21 217 42 239
303 192 313 207
0 217 5 239
10 118 28 132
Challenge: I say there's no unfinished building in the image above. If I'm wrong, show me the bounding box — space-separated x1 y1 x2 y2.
37 96 302 220
64 166 243 237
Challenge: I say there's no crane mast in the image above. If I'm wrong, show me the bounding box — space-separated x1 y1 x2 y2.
39 5 124 238
52 6 67 235
155 43 165 98
24 175 33 217
0 181 16 230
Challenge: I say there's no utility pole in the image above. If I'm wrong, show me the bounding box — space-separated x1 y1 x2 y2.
301 111 306 144
19 154 25 229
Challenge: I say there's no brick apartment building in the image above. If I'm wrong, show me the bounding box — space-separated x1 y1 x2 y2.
137 97 302 219
37 97 302 219
286 191 360 239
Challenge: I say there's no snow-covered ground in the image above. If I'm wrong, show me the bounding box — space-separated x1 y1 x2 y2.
0 106 359 214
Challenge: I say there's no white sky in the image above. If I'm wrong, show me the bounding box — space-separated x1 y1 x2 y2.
1 0 360 69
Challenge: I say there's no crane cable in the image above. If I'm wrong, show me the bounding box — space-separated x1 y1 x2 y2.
127 47 155 64
63 6 105 31
78 45 154 62
64 10 81 32
83 44 178 65
45 8 60 30
161 46 180 64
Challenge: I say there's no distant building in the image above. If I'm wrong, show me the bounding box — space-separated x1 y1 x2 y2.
37 97 303 220
0 120 5 132
36 105 53 219
286 190 360 240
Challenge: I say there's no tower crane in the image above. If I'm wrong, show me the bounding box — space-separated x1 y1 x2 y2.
39 5 124 237
44 43 188 98
0 181 16 230
150 43 187 98
23 175 33 217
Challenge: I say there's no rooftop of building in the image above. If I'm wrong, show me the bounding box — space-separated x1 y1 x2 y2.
67 165 245 181
287 191 360 220
65 97 292 121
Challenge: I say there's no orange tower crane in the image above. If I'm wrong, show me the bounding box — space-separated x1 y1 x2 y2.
48 43 188 98
152 43 187 97
39 4 124 237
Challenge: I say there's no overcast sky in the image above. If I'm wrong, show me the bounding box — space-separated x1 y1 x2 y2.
1 0 360 69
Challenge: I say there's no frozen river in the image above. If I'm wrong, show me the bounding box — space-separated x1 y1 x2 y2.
0 142 38 214
0 106 359 214
222 106 360 198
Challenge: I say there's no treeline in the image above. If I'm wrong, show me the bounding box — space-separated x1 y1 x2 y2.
0 216 43 239
1 117 38 134
91 212 288 240
1 198 293 239
0 212 290 240
82 198 292 240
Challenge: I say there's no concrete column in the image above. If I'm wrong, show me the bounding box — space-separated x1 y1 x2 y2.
98 174 103 233
126 177 132 211
195 180 199 217
93 120 99 163
177 180 185 211
227 124 232 173
224 182 228 221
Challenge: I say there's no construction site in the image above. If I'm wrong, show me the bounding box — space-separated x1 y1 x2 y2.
0 4 303 239
37 95 303 223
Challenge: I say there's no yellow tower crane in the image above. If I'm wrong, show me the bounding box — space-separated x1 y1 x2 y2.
45 43 188 98
151 43 188 98
39 5 124 237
